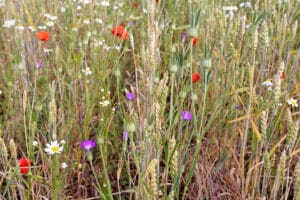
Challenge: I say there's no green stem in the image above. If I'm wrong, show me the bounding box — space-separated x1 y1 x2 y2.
100 145 113 200
89 159 106 199
169 73 175 133
51 155 59 200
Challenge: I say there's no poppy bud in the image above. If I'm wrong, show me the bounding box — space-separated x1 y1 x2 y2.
170 64 178 73
189 27 198 37
203 58 212 70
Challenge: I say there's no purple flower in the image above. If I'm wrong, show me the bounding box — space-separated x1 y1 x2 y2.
36 61 43 69
181 111 192 121
80 140 96 151
181 32 188 39
235 104 243 110
126 92 136 101
128 21 134 27
123 131 128 140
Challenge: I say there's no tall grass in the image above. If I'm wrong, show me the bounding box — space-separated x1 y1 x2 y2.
0 0 299 199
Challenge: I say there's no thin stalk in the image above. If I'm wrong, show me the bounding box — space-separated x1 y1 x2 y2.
169 73 175 132
100 145 113 200
241 53 256 198
89 159 106 199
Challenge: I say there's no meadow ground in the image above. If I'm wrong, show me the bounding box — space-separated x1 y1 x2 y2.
0 0 299 199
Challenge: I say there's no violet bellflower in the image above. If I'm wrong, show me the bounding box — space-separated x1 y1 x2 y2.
181 111 192 121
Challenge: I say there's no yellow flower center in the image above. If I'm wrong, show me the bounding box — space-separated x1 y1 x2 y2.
51 146 59 152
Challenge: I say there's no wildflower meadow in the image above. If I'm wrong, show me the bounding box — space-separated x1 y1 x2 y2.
0 0 300 199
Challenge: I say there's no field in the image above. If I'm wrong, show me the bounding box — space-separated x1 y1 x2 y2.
0 0 299 199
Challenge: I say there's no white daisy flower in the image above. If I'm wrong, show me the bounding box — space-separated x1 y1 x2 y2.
15 25 25 31
44 140 63 155
262 80 273 90
287 98 298 108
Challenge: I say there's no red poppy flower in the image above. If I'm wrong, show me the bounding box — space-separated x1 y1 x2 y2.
19 157 32 174
192 72 200 83
155 0 159 3
192 37 198 46
281 71 286 79
36 31 50 41
112 25 128 40
133 2 139 8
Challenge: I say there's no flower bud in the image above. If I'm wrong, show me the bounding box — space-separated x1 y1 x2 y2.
203 58 212 69
87 151 93 162
189 27 198 37
180 90 187 98
114 69 121 77
191 94 198 101
170 64 178 73
126 122 136 132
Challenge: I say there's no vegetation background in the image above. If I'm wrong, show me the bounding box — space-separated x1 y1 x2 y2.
0 0 299 199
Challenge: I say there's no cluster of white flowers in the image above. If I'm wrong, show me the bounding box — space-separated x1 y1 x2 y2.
44 14 58 21
99 100 110 107
81 67 93 76
3 19 16 28
44 13 58 27
99 90 111 107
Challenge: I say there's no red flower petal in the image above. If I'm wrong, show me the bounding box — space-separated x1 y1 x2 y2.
120 31 129 40
133 2 139 8
192 73 200 83
36 31 49 41
19 157 31 174
281 71 286 79
192 37 198 46
112 25 128 40
112 25 125 37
